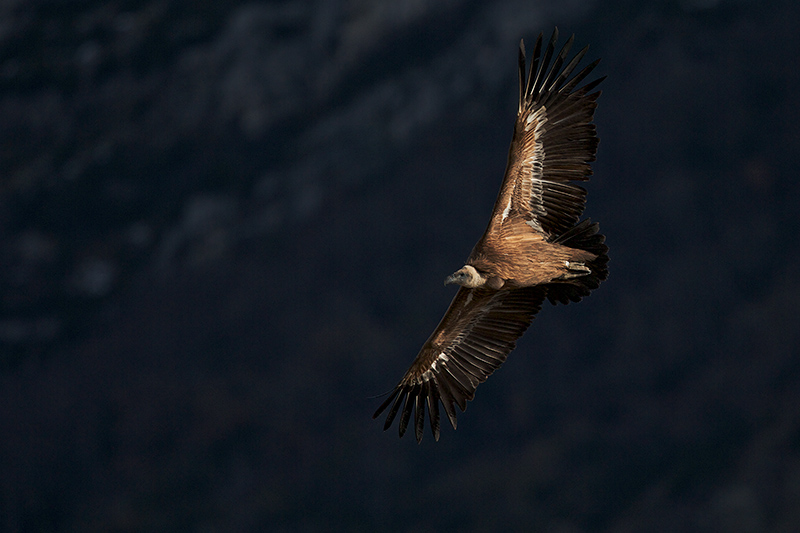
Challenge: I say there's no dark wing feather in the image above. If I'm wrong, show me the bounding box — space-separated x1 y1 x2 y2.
485 28 603 240
373 286 546 442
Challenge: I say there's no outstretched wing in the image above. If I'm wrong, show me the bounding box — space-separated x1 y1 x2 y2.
483 28 604 241
373 286 547 443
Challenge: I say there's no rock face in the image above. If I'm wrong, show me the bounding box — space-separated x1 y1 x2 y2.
2 0 799 530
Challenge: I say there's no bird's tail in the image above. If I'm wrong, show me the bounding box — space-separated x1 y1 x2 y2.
547 219 608 305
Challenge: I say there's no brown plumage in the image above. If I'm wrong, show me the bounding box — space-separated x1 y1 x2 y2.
374 29 609 442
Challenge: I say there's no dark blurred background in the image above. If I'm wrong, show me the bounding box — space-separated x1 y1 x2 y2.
2 0 799 530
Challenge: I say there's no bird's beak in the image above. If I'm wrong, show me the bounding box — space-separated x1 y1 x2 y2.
444 274 457 286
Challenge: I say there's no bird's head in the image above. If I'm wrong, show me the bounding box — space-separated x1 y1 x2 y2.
444 265 484 288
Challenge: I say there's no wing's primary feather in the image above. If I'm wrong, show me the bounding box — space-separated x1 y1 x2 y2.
373 286 547 442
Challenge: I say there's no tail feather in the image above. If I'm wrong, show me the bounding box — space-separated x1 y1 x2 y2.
547 219 608 305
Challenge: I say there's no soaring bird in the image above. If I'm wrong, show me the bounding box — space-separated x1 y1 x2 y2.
374 29 609 442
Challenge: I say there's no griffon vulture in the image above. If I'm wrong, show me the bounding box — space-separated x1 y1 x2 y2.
374 29 609 442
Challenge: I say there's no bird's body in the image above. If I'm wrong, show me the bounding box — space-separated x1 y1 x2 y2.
467 227 597 289
374 29 609 442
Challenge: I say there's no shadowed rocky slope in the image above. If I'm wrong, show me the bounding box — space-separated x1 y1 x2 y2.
1 0 798 530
